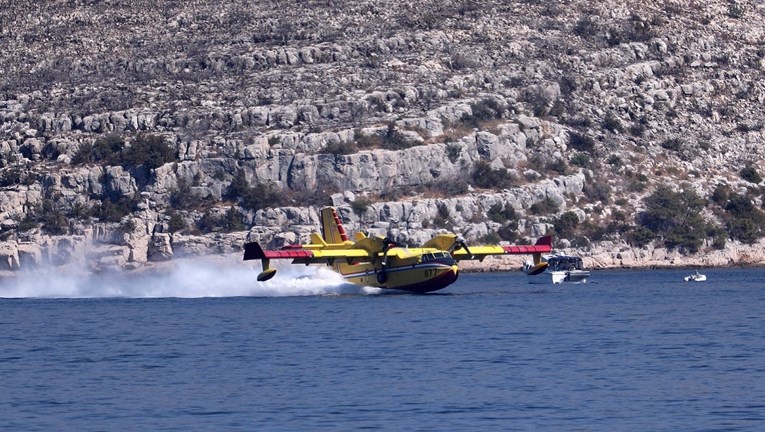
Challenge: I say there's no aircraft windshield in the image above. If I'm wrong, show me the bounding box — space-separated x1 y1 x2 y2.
422 251 454 264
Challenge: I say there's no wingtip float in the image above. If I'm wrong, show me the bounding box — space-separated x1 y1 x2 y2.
244 207 553 294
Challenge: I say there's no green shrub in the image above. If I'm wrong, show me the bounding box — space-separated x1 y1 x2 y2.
0 167 38 187
570 153 591 168
428 177 469 196
497 222 519 242
724 194 765 243
71 135 125 165
354 130 384 148
711 184 731 205
638 184 707 252
95 195 139 223
167 211 187 233
584 182 611 203
625 226 655 247
122 134 176 171
607 154 623 167
739 166 762 184
603 112 623 133
321 140 357 155
487 203 516 224
545 158 567 174
446 143 462 163
36 199 68 235
225 170 284 212
629 123 646 137
573 15 597 37
350 198 373 215
559 75 577 95
728 2 744 18
554 211 579 238
221 206 246 232
568 132 596 153
119 219 137 234
196 210 220 234
530 197 560 215
660 138 683 152
460 98 503 128
472 161 514 189
707 226 727 250
169 178 196 210
480 231 502 244
628 180 647 192
70 134 174 170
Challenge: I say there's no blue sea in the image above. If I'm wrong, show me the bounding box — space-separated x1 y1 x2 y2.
1 264 764 431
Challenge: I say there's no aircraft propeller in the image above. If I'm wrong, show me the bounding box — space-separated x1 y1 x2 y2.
451 235 472 256
378 236 402 284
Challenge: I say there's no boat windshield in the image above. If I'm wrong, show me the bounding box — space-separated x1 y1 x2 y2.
547 256 584 271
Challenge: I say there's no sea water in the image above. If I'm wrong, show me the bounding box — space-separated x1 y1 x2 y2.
1 264 764 431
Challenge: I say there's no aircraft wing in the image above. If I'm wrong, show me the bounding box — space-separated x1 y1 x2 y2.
243 242 372 265
451 236 553 261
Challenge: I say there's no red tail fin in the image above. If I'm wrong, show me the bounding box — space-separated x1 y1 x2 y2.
320 207 349 244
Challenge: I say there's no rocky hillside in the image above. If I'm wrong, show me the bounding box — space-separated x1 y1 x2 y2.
2 0 765 272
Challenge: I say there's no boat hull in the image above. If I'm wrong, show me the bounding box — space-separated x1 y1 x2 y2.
528 270 590 284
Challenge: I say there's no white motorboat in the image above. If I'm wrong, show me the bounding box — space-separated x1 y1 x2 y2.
684 271 707 282
524 254 590 284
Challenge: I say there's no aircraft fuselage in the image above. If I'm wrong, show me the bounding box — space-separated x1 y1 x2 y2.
335 253 459 293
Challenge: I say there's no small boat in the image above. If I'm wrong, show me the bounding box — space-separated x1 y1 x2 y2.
524 254 590 284
684 271 707 282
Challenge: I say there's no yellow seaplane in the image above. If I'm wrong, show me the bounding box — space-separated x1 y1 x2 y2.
244 207 552 293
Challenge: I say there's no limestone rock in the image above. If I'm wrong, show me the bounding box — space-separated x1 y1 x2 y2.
0 241 20 270
148 233 173 261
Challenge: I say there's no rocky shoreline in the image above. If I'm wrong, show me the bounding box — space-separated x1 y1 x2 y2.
3 236 764 283
3 1 765 275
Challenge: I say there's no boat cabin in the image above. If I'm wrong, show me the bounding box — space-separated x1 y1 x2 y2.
547 255 585 272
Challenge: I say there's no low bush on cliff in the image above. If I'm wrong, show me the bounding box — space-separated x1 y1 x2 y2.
72 134 176 171
637 184 707 253
553 211 580 239
460 99 504 129
471 161 515 190
122 134 177 171
497 222 519 242
72 135 124 165
21 199 69 235
568 132 596 153
739 165 762 184
0 167 38 187
350 198 372 215
723 194 765 243
530 197 560 215
353 124 409 151
320 140 357 155
487 203 516 224
225 169 283 211
95 195 140 223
